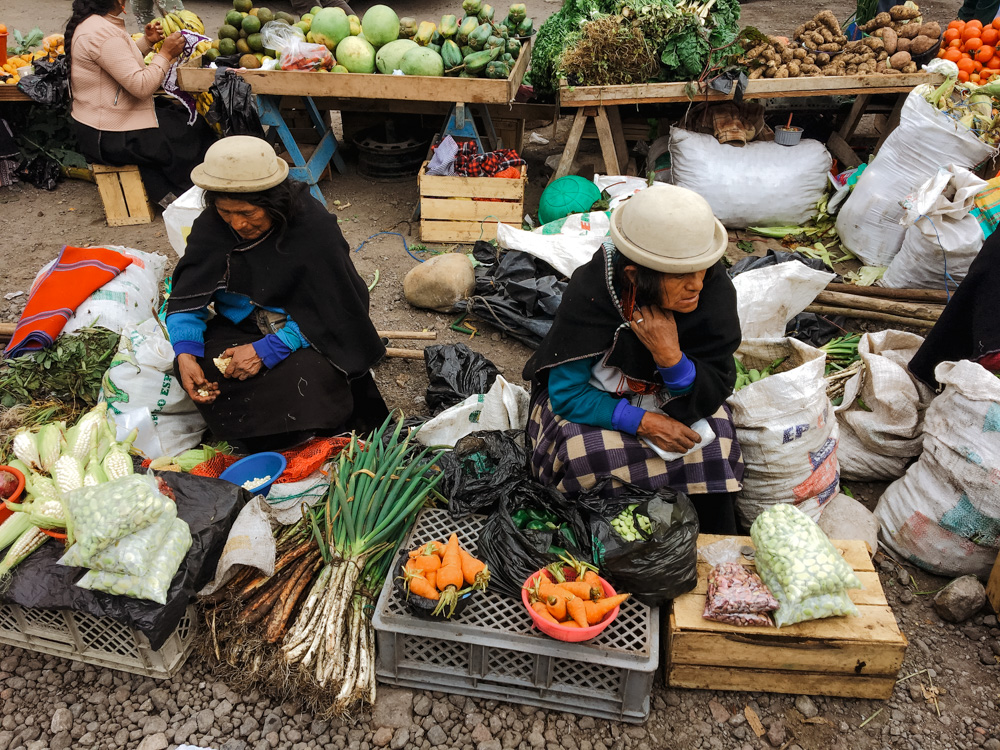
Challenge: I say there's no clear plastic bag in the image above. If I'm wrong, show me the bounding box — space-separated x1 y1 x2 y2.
750 503 862 627
700 539 778 627
76 518 192 604
260 21 306 55
59 474 174 570
278 42 334 71
86 506 177 577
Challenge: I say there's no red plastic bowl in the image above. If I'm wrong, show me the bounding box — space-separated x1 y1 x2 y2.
0 465 25 523
521 567 621 643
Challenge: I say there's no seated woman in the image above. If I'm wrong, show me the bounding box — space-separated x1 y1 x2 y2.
66 0 214 206
166 136 389 452
523 185 744 533
909 228 1000 388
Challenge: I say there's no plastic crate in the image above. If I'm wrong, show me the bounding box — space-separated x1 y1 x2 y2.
372 509 659 723
0 602 197 679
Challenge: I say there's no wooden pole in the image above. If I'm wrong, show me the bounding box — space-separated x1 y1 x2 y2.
813 291 943 322
825 283 951 304
384 348 425 360
805 304 936 329
377 330 437 341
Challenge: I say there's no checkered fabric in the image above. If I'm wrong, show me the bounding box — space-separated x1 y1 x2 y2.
455 141 525 177
527 389 744 500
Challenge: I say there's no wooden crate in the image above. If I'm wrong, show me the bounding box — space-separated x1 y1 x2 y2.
92 164 153 226
494 117 525 152
988 551 1000 615
667 534 908 700
418 161 526 243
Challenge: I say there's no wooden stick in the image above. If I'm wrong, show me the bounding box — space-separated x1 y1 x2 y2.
376 330 437 341
805 304 936 329
384 348 425 360
814 291 943 322
825 283 950 303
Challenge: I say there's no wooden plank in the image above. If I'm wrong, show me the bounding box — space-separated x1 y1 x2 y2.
118 169 154 225
691 566 887 607
421 198 523 223
552 108 588 182
988 552 1000 615
837 93 871 140
672 595 904 643
605 105 629 174
177 41 530 104
826 131 862 169
667 663 897 700
558 72 942 106
420 219 501 243
593 106 621 176
91 164 140 175
0 87 31 101
94 172 130 227
696 534 875 572
419 169 526 200
669 628 906 676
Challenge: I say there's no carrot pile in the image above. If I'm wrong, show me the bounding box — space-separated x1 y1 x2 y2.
402 533 490 617
524 555 630 629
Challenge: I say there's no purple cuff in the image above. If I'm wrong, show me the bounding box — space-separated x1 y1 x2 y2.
612 400 646 436
252 334 292 369
173 340 205 359
658 353 696 394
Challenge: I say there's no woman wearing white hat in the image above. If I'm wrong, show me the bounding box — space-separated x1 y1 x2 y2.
523 184 743 533
165 136 388 451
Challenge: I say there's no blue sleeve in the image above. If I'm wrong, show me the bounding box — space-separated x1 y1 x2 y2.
273 316 310 350
166 310 209 359
548 359 646 435
252 334 292 369
658 353 696 395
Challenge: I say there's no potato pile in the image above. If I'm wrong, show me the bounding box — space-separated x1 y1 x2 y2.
741 7 938 79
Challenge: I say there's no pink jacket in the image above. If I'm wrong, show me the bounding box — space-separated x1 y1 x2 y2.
69 14 171 132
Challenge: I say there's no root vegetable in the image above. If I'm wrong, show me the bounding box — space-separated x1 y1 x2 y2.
459 548 489 589
583 593 631 625
819 42 841 53
531 599 559 623
890 50 911 68
815 10 842 36
566 596 589 628
880 27 898 54
901 61 917 73
878 50 888 60
876 60 888 72
793 48 807 60
896 22 920 38
918 22 941 39
861 12 892 32
787 60 801 76
862 36 885 51
890 4 921 21
909 35 937 55
749 67 764 79
780 48 794 63
816 52 830 65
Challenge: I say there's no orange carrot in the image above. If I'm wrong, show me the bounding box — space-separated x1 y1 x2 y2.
544 593 567 621
583 593 630 624
581 569 602 587
554 580 602 601
531 600 559 624
566 595 588 628
459 548 490 590
559 620 581 628
402 564 439 600
436 533 463 591
410 550 441 573
409 541 444 558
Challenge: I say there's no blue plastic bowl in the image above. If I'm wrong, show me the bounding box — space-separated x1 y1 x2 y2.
219 452 287 497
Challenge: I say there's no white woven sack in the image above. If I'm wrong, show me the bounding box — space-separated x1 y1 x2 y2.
835 88 994 266
874 359 1000 579
835 330 935 481
668 126 832 228
728 338 840 527
882 166 987 289
732 262 834 340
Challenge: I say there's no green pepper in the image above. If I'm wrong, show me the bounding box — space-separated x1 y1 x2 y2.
547 545 567 557
524 508 549 522
511 509 530 528
525 520 549 531
559 527 578 548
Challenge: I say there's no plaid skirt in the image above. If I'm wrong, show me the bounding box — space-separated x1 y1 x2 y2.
528 389 744 499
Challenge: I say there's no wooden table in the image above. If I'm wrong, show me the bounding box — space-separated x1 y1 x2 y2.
177 47 531 204
554 72 944 181
0 88 31 102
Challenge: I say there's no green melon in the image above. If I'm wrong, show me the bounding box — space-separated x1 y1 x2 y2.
399 46 444 76
256 7 274 24
218 38 237 55
361 5 399 48
247 32 264 51
336 35 377 73
375 38 418 74
242 14 261 34
219 24 240 40
225 10 244 28
310 7 351 50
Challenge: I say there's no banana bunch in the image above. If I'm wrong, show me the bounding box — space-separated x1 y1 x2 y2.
160 10 205 36
192 40 213 56
196 92 222 135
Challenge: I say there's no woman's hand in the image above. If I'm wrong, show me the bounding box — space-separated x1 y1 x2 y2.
160 31 186 60
177 353 220 404
144 20 165 46
630 306 682 368
637 412 701 454
222 344 263 381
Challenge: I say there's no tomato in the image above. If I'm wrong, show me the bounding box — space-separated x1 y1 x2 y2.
989 56 1000 69
966 37 984 51
974 60 984 73
958 70 970 82
967 19 984 29
958 56 976 73
950 38 964 49
949 19 966 31
962 26 983 43
982 28 999 45
944 47 963 62
978 45 996 63
993 18 1000 30
971 73 981 83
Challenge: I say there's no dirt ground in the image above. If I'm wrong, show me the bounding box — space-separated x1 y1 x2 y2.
4 1 999 750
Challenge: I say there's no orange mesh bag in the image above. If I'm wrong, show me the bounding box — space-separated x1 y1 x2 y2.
275 436 352 483
190 454 240 478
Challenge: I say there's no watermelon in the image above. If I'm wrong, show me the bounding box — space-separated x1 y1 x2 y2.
310 7 351 50
361 4 400 48
336 35 377 73
400 46 444 77
375 38 419 74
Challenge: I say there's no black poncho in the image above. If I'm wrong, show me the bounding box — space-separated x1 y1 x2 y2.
523 244 741 425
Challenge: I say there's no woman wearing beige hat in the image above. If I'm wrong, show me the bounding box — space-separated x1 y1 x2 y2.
165 136 388 451
523 184 743 533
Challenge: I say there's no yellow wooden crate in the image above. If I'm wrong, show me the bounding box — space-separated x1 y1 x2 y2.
92 164 153 227
418 161 526 244
667 534 908 700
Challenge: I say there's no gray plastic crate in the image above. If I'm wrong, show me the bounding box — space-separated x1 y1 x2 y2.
372 509 659 723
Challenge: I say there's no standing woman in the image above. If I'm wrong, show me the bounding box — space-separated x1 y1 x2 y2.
65 0 214 206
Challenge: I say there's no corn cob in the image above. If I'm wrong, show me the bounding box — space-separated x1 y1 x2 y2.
0 527 48 578
35 424 65 474
64 407 105 461
0 513 34 553
102 448 134 481
84 461 108 486
12 430 41 473
52 456 85 495
24 474 58 502
27 499 66 530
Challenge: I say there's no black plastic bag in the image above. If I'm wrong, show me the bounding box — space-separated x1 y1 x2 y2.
3 472 245 650
580 481 699 607
16 155 60 190
207 69 265 138
437 430 528 517
785 311 847 347
424 342 500 413
17 55 69 108
728 249 832 277
477 478 590 599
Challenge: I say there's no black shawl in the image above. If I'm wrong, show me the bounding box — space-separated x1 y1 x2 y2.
523 244 741 425
166 191 384 379
909 229 1000 389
